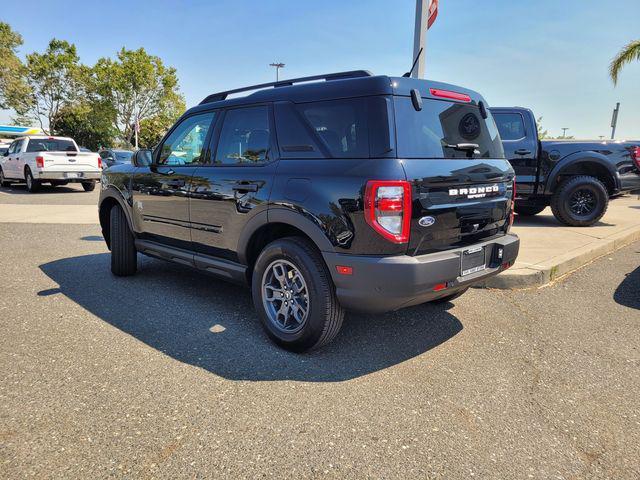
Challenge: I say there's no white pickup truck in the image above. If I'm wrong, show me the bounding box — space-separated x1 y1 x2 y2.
0 136 102 192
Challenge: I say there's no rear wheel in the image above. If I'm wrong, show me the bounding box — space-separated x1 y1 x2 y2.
25 168 40 193
550 175 608 226
252 237 344 352
110 206 137 276
0 168 10 187
82 181 96 192
431 287 469 304
515 204 546 216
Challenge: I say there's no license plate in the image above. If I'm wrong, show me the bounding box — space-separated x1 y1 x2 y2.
461 246 486 276
66 173 80 178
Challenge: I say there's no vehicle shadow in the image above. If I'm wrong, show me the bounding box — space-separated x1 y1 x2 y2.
39 254 463 382
514 214 613 228
613 265 639 311
0 183 82 194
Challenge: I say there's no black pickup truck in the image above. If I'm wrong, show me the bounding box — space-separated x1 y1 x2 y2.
490 107 640 226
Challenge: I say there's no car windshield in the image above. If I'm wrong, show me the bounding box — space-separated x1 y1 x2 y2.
26 138 77 153
114 151 133 162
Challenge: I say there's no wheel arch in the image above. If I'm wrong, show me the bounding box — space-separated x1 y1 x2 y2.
544 153 619 195
238 208 336 281
98 188 135 249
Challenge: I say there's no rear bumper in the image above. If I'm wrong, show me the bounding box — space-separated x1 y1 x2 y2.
35 170 101 181
323 234 520 313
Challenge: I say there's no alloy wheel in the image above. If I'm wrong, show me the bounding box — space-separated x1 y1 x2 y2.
569 188 597 216
261 259 310 333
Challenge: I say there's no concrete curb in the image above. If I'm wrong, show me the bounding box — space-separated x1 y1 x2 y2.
479 224 640 289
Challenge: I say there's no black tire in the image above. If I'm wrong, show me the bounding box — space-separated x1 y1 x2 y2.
82 181 96 192
550 175 609 227
0 168 10 187
515 204 546 216
431 287 469 304
110 206 137 276
252 237 345 352
25 168 40 193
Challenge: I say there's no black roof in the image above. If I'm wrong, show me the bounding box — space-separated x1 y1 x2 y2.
187 71 486 116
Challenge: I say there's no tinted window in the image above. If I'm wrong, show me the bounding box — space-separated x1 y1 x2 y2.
395 97 504 159
114 151 132 162
158 112 215 165
297 98 368 158
493 113 526 141
0 147 7 155
215 106 271 165
26 139 77 153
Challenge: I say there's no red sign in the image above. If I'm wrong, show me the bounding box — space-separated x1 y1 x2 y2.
428 0 439 29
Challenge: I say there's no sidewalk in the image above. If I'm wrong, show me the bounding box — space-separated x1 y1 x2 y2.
483 194 640 289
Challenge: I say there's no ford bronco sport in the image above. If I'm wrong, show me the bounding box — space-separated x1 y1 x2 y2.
99 71 519 352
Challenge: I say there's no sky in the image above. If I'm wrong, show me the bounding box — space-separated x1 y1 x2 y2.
1 0 639 139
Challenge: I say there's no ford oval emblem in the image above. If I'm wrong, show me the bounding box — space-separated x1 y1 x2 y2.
418 216 436 227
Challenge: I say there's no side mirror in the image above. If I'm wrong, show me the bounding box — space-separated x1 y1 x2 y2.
132 149 152 167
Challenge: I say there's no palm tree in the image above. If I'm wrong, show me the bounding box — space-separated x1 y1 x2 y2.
609 39 640 85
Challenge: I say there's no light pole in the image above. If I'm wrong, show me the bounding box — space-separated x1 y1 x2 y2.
610 102 620 140
411 0 429 79
270 62 285 82
561 127 569 138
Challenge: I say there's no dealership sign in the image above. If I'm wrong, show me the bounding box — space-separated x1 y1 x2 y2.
0 125 44 137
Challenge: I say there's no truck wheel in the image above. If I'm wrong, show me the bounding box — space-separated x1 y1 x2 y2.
550 175 608 227
431 287 469 304
82 181 96 192
110 206 137 276
252 237 345 352
0 168 10 187
515 205 546 216
25 168 40 193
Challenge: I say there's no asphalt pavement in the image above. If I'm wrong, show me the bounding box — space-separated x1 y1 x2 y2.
0 212 638 478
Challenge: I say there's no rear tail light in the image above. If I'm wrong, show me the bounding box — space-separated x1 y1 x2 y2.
364 180 412 244
36 156 44 168
98 157 103 169
631 146 640 170
508 178 516 228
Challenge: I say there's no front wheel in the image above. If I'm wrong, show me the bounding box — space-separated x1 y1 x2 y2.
25 168 40 193
82 181 96 192
550 175 608 227
252 237 344 352
0 168 10 187
110 206 137 276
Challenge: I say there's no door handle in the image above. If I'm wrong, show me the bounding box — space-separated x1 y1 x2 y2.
232 182 259 192
515 149 531 156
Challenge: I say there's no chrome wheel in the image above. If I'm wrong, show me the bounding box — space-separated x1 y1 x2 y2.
261 259 309 333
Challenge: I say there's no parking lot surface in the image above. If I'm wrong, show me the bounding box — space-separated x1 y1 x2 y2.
0 189 639 479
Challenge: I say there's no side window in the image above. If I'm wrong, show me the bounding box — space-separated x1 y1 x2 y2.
494 113 526 141
158 112 216 166
7 141 17 154
215 106 271 165
297 98 369 158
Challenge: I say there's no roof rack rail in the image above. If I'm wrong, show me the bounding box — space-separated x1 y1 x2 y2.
199 70 374 105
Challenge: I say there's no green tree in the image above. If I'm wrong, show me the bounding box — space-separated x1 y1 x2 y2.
536 116 549 139
93 47 185 147
0 22 30 112
19 39 84 134
610 39 640 85
53 100 117 150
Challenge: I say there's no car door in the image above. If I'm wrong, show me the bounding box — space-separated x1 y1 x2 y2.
493 111 538 195
131 111 217 250
189 104 278 262
2 140 18 178
14 138 28 178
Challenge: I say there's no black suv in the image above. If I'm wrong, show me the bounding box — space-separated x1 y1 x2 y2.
99 71 519 351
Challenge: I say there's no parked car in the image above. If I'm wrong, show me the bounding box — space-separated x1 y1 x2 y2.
490 107 640 226
98 149 133 169
99 70 519 351
0 136 102 192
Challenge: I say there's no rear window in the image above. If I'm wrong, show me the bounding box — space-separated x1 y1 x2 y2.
493 113 526 140
394 97 504 159
26 139 77 153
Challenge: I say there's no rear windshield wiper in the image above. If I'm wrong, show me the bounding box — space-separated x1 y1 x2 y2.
444 143 479 158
